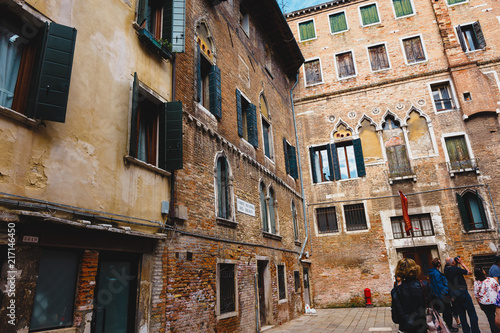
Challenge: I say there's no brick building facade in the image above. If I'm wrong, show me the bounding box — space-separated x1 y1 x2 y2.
286 0 500 306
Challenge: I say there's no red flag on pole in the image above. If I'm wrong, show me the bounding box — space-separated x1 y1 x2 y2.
399 191 412 236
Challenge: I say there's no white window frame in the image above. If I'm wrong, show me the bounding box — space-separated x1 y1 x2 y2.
440 132 476 173
366 42 392 72
334 50 358 80
446 0 469 7
358 2 381 27
391 0 416 19
427 79 459 113
328 10 349 35
400 34 428 65
297 18 317 42
303 57 324 87
454 22 486 53
216 259 239 319
342 201 371 234
276 263 288 304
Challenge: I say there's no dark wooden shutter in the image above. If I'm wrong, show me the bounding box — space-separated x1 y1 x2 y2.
159 101 183 170
353 139 366 177
247 103 258 147
456 26 467 52
209 65 221 118
309 148 317 183
289 145 299 179
473 21 486 49
163 0 185 53
283 138 290 174
32 22 77 123
196 46 202 102
456 193 471 231
236 89 243 137
137 0 148 26
130 73 140 158
329 143 340 180
475 190 488 227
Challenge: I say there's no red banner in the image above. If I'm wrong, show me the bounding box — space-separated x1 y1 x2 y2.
399 191 412 236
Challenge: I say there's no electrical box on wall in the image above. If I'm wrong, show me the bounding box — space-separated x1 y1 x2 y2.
161 201 169 215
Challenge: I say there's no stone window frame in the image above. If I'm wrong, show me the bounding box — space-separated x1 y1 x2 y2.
302 57 324 87
391 0 416 20
214 151 237 227
260 181 281 239
216 259 239 320
456 189 493 233
297 18 317 42
341 201 371 234
309 143 335 184
276 263 288 304
426 79 459 114
328 10 349 35
440 132 478 176
454 21 487 53
334 49 358 80
400 34 428 66
446 0 469 8
357 2 382 28
366 42 391 73
314 205 341 236
402 107 440 160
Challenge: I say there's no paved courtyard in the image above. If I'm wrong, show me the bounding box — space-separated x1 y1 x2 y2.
264 306 492 332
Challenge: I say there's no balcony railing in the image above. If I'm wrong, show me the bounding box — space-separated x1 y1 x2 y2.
388 165 417 184
447 158 479 176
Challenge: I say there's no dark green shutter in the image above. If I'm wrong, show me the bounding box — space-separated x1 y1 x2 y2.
236 89 243 137
196 46 202 102
329 143 340 181
247 103 258 147
283 139 290 174
209 65 221 118
32 22 77 123
456 193 471 231
473 21 486 49
130 73 140 158
163 0 185 53
289 145 299 179
456 26 467 52
159 101 183 170
137 0 148 26
309 148 317 183
353 139 366 177
475 190 488 226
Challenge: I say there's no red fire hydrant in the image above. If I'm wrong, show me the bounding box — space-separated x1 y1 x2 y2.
364 288 373 307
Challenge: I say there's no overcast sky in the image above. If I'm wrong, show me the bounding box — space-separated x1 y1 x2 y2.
283 0 328 13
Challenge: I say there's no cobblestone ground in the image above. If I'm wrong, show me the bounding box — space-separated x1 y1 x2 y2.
264 306 491 332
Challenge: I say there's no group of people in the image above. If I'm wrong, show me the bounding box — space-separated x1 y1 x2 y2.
391 255 500 333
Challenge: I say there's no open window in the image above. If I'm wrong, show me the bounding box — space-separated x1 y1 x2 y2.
456 22 486 52
283 139 299 179
0 9 76 123
260 95 273 160
456 191 488 231
236 89 258 147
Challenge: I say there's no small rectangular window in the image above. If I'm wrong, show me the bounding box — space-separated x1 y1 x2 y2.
304 59 323 86
277 265 286 300
316 207 338 233
402 36 426 64
329 12 348 34
294 271 301 292
456 22 486 52
368 44 390 71
336 51 356 78
391 213 434 239
298 20 316 41
431 82 455 111
445 135 475 171
393 0 414 18
344 203 368 231
219 263 236 314
360 4 380 26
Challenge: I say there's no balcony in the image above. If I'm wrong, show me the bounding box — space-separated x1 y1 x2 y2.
388 166 416 184
447 158 479 177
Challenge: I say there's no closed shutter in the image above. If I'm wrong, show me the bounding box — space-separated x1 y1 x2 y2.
360 5 379 25
137 0 148 26
209 65 221 118
159 101 183 170
163 0 185 53
309 148 317 183
289 145 298 179
473 21 486 49
31 22 77 123
236 89 243 137
247 103 258 147
329 12 347 33
329 143 340 180
456 26 467 52
353 139 366 177
283 138 290 174
130 73 140 158
456 193 471 231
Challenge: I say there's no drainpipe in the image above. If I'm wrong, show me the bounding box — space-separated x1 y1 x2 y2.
290 72 309 262
255 273 260 333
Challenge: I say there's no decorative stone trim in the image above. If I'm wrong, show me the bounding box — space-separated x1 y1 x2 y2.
216 217 238 228
262 231 283 241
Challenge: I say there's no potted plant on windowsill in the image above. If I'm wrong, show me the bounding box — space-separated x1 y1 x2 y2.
137 28 173 60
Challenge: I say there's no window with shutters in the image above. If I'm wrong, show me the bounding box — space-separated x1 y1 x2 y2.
316 206 339 234
217 262 238 318
391 213 434 239
129 73 183 172
0 9 76 123
277 264 287 301
260 95 273 160
298 19 316 42
456 190 488 231
368 44 390 72
343 203 368 231
303 58 323 86
456 22 486 52
135 0 185 54
382 115 413 179
359 3 381 27
443 134 478 173
283 139 299 179
329 11 348 34
430 81 456 112
236 89 258 147
392 0 414 18
215 154 234 222
310 145 334 183
335 51 356 79
401 35 427 64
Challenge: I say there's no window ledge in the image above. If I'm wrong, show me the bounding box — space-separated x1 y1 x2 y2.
305 81 325 88
262 232 282 241
217 311 238 320
463 228 495 234
216 217 238 228
338 74 358 81
389 174 417 184
278 299 288 304
133 23 173 60
317 231 340 236
0 105 40 127
345 228 369 234
449 168 480 177
35 327 77 333
124 155 171 177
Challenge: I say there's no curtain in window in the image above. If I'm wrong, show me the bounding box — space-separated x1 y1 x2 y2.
369 45 389 70
403 37 425 63
268 190 276 234
445 136 470 168
336 52 355 78
299 20 315 40
393 0 413 17
304 60 322 85
360 5 379 25
0 27 23 109
329 12 347 33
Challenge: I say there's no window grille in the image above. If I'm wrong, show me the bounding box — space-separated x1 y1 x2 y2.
316 207 338 233
219 264 236 314
391 213 434 239
344 203 368 231
278 265 286 300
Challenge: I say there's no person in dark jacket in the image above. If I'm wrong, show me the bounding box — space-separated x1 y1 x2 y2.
428 258 457 331
391 258 430 333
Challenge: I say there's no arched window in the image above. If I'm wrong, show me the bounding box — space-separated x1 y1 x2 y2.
456 191 488 231
216 156 230 219
260 182 268 232
268 188 276 234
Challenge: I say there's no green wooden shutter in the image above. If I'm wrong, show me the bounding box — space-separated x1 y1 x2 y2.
137 0 148 26
32 22 77 123
159 101 183 170
353 139 366 177
283 138 290 174
473 21 486 49
247 103 258 147
130 73 140 158
299 20 315 41
393 0 413 17
475 190 488 227
329 143 340 181
209 65 221 118
236 89 243 137
163 0 185 53
309 148 318 183
456 193 471 231
360 4 379 26
289 145 299 179
456 26 467 52
329 12 347 33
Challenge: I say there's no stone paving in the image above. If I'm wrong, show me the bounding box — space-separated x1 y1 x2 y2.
264 306 492 332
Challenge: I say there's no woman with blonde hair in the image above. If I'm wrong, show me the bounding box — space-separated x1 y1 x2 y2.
391 258 431 333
